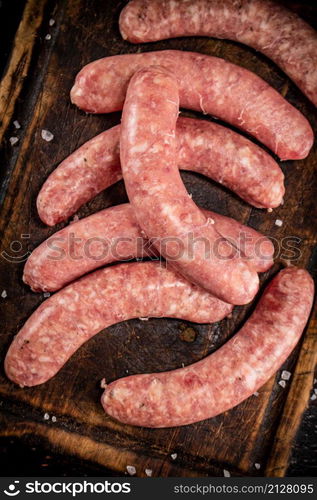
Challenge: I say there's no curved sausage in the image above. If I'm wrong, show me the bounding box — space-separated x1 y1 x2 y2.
119 0 317 107
5 262 233 387
37 117 284 226
24 204 274 292
120 65 259 305
101 267 314 428
70 50 313 160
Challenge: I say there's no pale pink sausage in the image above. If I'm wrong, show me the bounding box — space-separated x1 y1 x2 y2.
5 262 233 387
70 51 313 160
37 117 284 226
24 204 274 292
119 0 317 107
120 65 259 305
101 267 314 428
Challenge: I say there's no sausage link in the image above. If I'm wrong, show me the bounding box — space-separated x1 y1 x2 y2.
70 50 313 160
24 203 274 292
119 0 317 107
5 262 233 387
120 65 259 305
37 117 284 226
101 267 314 428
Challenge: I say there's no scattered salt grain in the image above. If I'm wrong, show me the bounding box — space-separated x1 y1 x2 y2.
181 363 185 368
275 219 283 227
126 465 136 476
51 416 57 423
188 193 193 198
139 317 149 321
41 129 54 142
45 34 52 40
1 290 7 298
145 469 152 477
223 469 231 477
314 378 317 384
44 413 50 420
311 394 317 401
13 120 21 129
207 218 215 225
253 391 259 397
278 380 286 388
267 208 273 213
171 453 177 460
49 18 55 26
70 215 79 224
9 136 19 146
281 370 291 380
43 292 50 298
100 378 107 389
254 463 261 470
314 388 317 395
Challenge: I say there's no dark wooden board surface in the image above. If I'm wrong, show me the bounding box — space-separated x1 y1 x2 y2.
0 0 316 477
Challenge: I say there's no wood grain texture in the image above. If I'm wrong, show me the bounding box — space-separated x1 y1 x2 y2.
0 0 316 477
0 0 49 145
266 318 317 477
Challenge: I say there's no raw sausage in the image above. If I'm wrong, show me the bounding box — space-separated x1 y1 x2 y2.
120 65 259 305
5 261 233 387
37 117 284 226
70 50 313 160
24 203 274 292
119 0 317 107
101 267 314 428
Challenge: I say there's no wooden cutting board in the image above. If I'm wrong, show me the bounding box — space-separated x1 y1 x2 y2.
0 0 316 477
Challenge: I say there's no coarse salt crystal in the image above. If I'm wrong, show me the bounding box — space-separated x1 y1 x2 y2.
41 129 54 142
51 416 57 422
278 380 286 388
207 218 215 225
100 378 107 389
253 391 259 397
254 463 261 470
145 469 152 477
314 388 317 395
275 219 283 227
188 193 193 198
44 413 50 420
139 317 149 321
49 18 55 26
43 292 50 298
311 394 317 401
171 453 177 460
45 34 51 40
9 137 19 145
126 465 136 476
223 469 231 477
267 208 273 213
13 120 21 129
281 370 291 380
1 290 7 298
70 215 79 224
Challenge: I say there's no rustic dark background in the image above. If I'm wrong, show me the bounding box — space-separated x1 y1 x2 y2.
0 0 316 477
